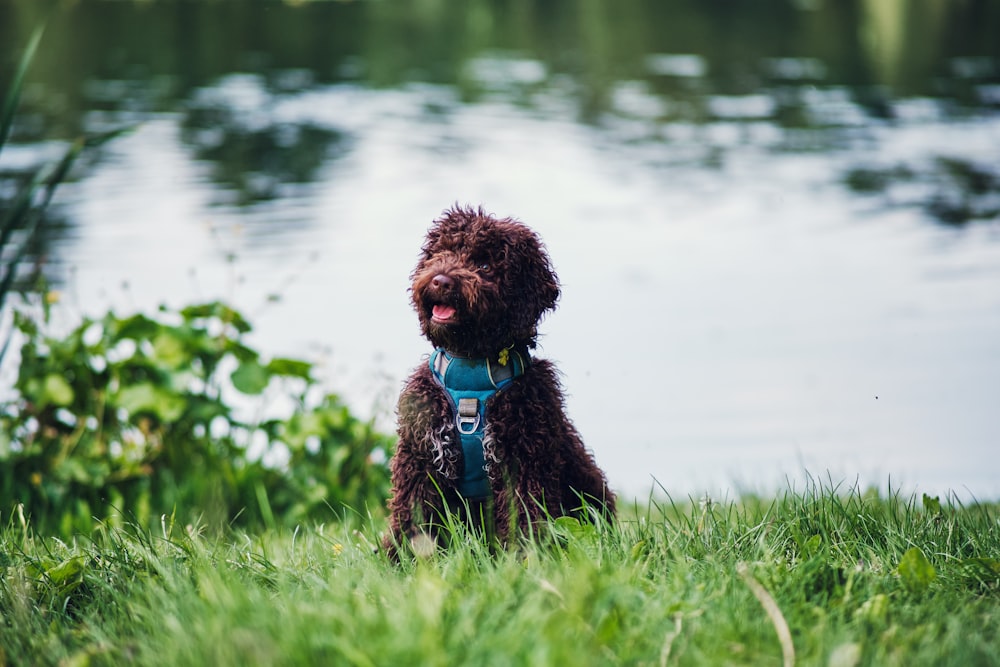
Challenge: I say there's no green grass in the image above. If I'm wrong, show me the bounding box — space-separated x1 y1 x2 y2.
2 482 998 667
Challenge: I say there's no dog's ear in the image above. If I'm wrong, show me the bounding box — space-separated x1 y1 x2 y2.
512 226 561 331
528 241 560 315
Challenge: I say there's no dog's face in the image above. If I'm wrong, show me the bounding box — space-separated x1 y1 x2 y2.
411 206 560 357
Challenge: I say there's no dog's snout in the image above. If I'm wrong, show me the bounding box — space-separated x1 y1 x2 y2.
431 274 455 292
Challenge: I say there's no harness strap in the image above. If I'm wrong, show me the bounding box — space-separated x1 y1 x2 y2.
431 346 525 389
428 346 529 498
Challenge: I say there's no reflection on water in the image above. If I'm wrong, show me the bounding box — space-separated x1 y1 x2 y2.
846 157 1000 226
181 75 350 205
1 0 999 500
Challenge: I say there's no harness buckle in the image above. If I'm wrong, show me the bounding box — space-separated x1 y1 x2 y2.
456 397 481 434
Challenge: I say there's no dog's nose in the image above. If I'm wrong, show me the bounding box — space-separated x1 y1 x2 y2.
431 274 454 291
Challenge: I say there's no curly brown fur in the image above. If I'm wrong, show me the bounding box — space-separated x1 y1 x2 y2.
384 205 615 558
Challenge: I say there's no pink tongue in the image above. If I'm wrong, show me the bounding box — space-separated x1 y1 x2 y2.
432 304 456 320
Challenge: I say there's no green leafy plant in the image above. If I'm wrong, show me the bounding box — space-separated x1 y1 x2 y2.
0 300 393 535
897 546 937 594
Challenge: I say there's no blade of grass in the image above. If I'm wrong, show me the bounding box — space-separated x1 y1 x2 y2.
0 24 45 154
0 126 130 316
737 561 795 667
0 137 84 313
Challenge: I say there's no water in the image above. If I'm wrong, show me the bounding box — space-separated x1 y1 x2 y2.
2 0 1000 501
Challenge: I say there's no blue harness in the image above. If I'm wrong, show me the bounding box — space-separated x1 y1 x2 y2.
428 347 528 499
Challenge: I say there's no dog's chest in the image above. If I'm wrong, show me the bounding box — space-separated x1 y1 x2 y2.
428 348 527 499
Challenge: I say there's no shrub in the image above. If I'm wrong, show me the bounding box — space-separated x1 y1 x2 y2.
0 300 393 535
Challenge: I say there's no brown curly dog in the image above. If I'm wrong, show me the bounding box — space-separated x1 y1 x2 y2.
384 205 615 557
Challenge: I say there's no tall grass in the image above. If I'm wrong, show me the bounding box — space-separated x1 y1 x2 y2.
2 481 998 666
1 24 125 367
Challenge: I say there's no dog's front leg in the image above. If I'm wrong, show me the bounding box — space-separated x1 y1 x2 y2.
487 397 566 540
383 437 454 558
383 457 448 559
383 369 457 559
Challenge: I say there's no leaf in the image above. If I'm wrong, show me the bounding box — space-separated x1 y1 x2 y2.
231 360 271 395
180 301 252 333
266 357 312 380
222 340 258 363
554 516 581 531
282 411 326 449
41 373 75 407
922 494 942 515
46 556 86 597
152 330 188 368
183 396 229 423
554 515 599 543
897 547 937 593
116 383 186 422
47 555 85 583
116 383 157 413
110 313 159 341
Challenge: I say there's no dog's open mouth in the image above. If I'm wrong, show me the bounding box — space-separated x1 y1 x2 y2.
431 304 457 324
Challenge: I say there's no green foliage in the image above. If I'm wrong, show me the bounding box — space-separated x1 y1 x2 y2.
0 26 43 150
2 25 50 365
897 546 937 594
922 493 942 515
0 300 393 535
1 485 999 667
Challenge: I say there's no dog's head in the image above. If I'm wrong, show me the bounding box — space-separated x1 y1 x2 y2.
411 205 560 357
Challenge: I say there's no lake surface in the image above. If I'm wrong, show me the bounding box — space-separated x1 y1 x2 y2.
3 0 1000 501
